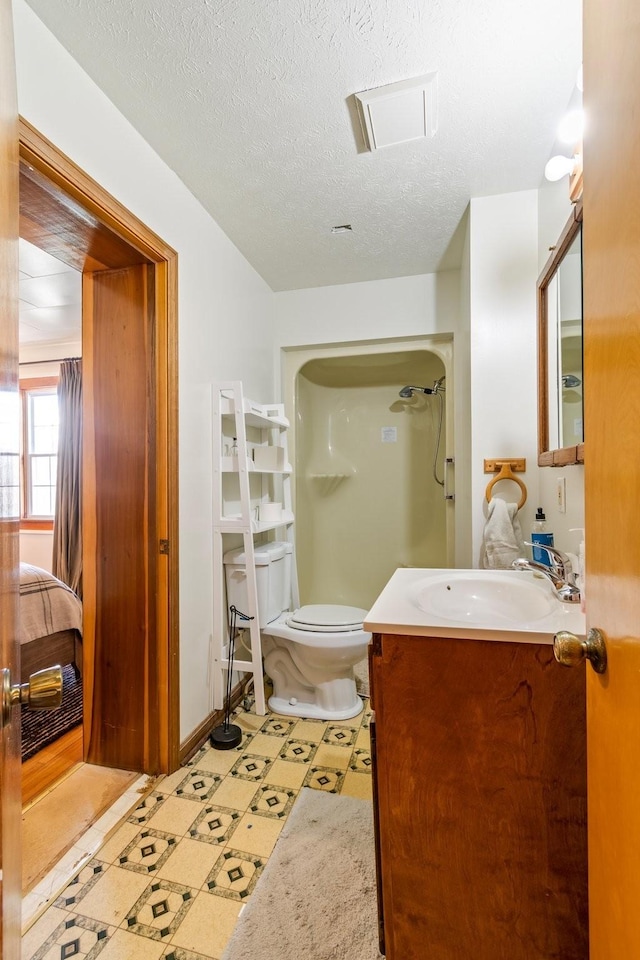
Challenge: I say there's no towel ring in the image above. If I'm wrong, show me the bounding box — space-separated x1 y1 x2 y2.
485 464 527 511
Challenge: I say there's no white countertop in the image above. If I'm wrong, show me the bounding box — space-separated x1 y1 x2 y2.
363 568 586 645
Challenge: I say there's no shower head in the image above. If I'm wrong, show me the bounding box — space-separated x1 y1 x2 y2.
399 385 434 398
399 376 446 399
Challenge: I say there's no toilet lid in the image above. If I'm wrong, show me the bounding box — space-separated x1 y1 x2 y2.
287 604 367 633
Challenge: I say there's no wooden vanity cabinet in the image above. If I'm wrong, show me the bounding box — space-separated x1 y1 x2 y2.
368 631 588 960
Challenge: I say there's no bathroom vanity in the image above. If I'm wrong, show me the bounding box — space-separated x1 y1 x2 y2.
364 569 588 960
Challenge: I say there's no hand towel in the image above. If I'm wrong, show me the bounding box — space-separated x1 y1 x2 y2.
480 498 526 570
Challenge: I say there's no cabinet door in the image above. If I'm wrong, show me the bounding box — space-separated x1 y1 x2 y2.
370 633 587 960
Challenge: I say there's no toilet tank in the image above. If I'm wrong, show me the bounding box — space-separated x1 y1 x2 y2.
223 541 292 627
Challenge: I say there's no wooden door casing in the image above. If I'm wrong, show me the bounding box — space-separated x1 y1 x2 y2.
18 120 180 775
583 0 640 954
0 0 22 953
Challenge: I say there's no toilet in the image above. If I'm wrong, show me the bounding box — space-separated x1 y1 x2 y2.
224 542 370 720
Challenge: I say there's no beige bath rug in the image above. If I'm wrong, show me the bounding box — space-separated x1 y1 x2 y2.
221 787 382 960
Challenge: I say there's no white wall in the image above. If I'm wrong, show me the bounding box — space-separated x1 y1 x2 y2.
14 0 276 742
19 532 52 571
274 271 460 346
273 268 473 566
469 191 540 562
538 179 574 272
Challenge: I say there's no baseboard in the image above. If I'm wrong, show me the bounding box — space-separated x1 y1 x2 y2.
179 680 247 765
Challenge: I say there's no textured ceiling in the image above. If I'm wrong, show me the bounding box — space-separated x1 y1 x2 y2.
24 0 582 291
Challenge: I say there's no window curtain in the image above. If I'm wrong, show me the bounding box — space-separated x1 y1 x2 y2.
52 358 82 598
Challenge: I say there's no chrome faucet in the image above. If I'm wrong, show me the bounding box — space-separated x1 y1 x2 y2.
512 543 581 604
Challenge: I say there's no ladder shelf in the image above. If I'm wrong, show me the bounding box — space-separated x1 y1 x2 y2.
212 381 297 718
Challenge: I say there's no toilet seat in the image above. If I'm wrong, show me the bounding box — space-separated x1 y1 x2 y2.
286 604 366 633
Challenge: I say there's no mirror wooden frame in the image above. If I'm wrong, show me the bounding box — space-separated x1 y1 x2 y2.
537 199 584 466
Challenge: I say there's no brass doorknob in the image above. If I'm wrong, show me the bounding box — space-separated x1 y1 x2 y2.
553 628 608 674
1 665 63 725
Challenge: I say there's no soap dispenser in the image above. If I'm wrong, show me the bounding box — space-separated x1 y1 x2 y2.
531 507 554 566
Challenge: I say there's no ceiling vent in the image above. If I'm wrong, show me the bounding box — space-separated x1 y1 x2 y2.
355 73 438 151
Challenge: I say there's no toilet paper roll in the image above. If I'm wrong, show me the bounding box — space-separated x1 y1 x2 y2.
259 501 283 522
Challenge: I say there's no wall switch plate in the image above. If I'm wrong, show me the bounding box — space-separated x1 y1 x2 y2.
557 476 566 513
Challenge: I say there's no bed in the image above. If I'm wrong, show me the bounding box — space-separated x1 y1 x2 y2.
18 563 83 683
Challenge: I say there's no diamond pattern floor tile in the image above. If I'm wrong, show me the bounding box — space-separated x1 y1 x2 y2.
125 879 196 942
188 805 241 846
29 914 114 960
205 849 264 901
54 860 106 910
173 771 223 803
229 754 274 782
278 738 318 763
248 784 296 820
118 830 179 876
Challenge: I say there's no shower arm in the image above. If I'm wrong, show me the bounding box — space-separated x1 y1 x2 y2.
398 381 446 487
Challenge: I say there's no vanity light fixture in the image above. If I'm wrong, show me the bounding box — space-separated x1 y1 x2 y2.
544 147 583 201
544 154 580 182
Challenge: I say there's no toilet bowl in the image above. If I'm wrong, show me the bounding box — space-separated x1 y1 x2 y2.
262 604 370 720
224 543 370 721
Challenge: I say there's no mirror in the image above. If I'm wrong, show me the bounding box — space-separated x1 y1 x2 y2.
537 201 584 466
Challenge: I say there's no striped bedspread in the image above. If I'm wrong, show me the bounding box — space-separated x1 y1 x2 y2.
19 563 83 644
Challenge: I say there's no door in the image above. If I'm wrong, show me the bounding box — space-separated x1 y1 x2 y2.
83 264 160 771
583 0 640 955
0 0 22 954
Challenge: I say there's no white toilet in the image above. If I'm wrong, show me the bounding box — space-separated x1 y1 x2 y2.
224 542 370 721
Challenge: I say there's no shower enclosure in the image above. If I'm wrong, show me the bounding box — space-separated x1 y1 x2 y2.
285 343 453 611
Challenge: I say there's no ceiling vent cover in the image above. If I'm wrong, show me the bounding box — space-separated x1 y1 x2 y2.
355 73 438 151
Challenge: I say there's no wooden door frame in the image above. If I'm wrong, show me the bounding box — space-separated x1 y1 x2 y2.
18 117 180 774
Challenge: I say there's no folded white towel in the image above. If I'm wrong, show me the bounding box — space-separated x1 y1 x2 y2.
480 498 526 570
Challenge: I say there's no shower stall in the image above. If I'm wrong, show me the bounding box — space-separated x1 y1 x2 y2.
284 342 454 611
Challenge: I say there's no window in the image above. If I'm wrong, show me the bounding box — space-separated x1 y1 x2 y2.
20 377 59 527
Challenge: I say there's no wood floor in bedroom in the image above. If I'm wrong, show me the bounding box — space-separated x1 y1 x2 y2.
22 729 140 894
22 726 83 807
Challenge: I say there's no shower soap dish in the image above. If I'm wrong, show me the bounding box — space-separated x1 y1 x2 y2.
310 473 351 496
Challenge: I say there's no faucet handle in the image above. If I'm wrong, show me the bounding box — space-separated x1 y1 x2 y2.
523 542 573 578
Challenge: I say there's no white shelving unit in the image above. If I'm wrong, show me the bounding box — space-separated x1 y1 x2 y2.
211 381 297 717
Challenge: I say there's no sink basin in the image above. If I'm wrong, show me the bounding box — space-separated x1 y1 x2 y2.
411 571 557 626
364 568 586 644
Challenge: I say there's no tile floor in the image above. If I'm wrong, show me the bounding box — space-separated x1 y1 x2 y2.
22 695 373 960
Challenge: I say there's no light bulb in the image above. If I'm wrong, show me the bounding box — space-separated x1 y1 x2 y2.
557 110 585 144
544 155 576 182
